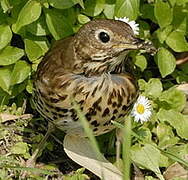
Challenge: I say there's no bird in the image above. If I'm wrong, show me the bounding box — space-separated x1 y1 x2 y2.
28 19 156 167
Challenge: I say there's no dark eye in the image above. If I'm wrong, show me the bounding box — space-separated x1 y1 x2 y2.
98 32 110 43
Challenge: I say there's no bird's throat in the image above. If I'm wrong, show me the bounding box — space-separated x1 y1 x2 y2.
80 51 129 77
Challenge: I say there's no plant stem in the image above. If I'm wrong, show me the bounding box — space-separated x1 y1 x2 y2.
123 116 132 180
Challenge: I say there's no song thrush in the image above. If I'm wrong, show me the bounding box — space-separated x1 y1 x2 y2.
34 19 155 135
28 19 156 167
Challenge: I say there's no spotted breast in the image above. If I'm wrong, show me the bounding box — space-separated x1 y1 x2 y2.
34 19 155 136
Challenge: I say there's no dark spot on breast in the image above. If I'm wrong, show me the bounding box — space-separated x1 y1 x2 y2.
103 120 111 126
117 92 123 107
91 85 98 97
121 88 126 97
73 117 79 121
59 81 71 89
55 107 68 113
112 89 117 97
52 111 59 116
122 105 127 111
93 128 98 132
103 128 110 132
53 115 58 120
78 100 84 105
85 92 90 99
71 112 77 121
102 108 110 117
70 109 75 113
99 78 105 89
50 97 59 103
113 109 118 114
93 97 102 111
59 114 67 118
112 102 117 107
111 116 116 120
88 108 97 116
58 94 68 101
91 120 100 127
118 114 125 118
76 86 84 94
107 95 112 105
85 113 92 121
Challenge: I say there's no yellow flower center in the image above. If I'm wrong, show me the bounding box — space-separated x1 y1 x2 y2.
136 104 145 114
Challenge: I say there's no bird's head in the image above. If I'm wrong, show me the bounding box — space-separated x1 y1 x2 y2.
73 19 156 76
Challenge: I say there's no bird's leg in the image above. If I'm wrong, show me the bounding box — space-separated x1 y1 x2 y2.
25 122 55 167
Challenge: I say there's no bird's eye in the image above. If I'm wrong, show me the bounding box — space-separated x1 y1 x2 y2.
98 32 110 43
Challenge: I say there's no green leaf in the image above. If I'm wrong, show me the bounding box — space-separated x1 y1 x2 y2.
131 144 164 180
45 9 74 40
157 123 179 149
48 0 84 9
166 31 188 52
145 78 163 98
176 0 188 5
0 66 12 93
26 15 49 36
156 25 173 43
103 0 116 19
136 127 152 142
138 21 151 39
0 0 11 13
32 39 49 54
157 109 188 140
159 87 186 112
77 14 90 24
141 4 157 23
11 61 31 85
0 46 24 66
10 142 28 155
169 0 176 6
154 0 173 28
12 0 42 33
0 25 12 50
159 154 169 168
156 48 176 78
24 39 44 62
167 144 188 162
11 81 27 97
82 0 105 17
115 0 140 20
8 0 23 6
172 6 187 33
135 55 147 71
138 79 147 91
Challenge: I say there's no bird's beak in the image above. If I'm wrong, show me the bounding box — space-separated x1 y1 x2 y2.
117 37 157 55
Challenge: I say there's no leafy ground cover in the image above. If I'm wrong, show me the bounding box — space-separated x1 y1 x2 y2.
0 0 188 179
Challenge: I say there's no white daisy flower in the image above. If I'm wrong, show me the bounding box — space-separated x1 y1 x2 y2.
131 95 152 123
115 17 139 35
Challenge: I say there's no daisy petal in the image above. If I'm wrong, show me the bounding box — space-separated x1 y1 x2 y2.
115 17 139 35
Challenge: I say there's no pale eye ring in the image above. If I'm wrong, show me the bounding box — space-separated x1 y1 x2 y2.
98 31 110 43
